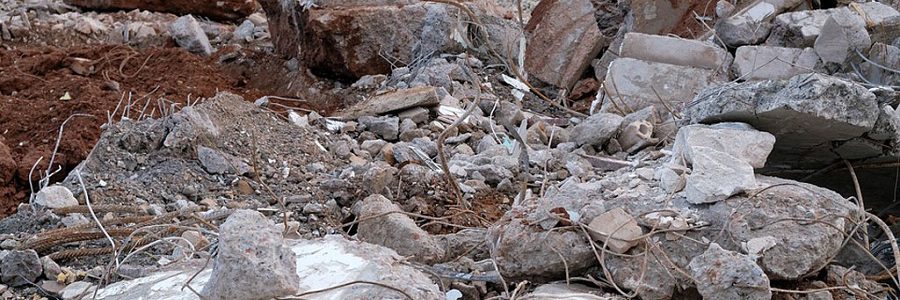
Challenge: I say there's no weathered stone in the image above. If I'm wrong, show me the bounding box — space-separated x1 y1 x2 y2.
34 186 79 209
169 15 213 56
525 0 606 89
732 46 820 81
814 16 851 64
586 207 642 254
850 2 900 28
487 218 595 280
684 73 879 167
397 107 430 124
261 1 461 78
351 194 445 263
41 256 61 279
715 1 780 47
671 123 776 169
197 146 250 175
571 113 624 147
1 250 41 287
60 281 94 300
684 146 757 204
767 7 870 49
339 87 439 119
860 43 900 86
619 32 732 72
63 0 256 21
359 116 400 141
604 58 716 114
201 210 299 300
689 243 771 300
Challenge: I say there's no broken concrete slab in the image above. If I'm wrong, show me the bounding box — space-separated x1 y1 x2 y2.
684 73 879 167
525 0 607 89
487 218 595 280
350 194 446 263
169 15 213 56
714 0 805 48
732 46 820 81
671 123 776 169
689 243 771 300
684 146 757 204
338 87 439 119
202 210 299 300
62 0 257 21
603 58 717 115
92 236 442 300
767 7 871 49
586 207 642 254
619 32 732 73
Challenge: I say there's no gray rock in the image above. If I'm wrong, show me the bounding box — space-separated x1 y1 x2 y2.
360 139 387 155
359 116 400 141
233 20 255 42
1 250 41 287
169 15 213 56
33 185 78 209
350 194 445 263
201 210 299 300
689 243 771 300
60 281 94 300
487 218 595 280
767 7 870 49
684 146 757 204
732 46 820 81
197 146 250 175
397 107 429 124
716 14 773 48
571 113 624 147
684 73 878 168
0 240 18 250
671 123 775 169
814 17 851 64
41 256 61 279
603 58 717 114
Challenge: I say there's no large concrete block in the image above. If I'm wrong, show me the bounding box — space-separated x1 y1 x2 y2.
732 46 820 81
767 7 871 49
603 58 716 114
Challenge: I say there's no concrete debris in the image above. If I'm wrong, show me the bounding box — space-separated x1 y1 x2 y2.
671 123 776 169
358 116 400 141
197 145 251 175
715 0 804 48
59 281 94 300
689 243 772 300
525 0 607 89
339 87 439 119
683 145 757 204
488 218 595 280
732 46 820 81
603 58 717 115
169 15 213 56
350 194 446 263
522 283 619 300
63 0 257 21
684 73 879 167
1 250 41 287
767 7 871 49
619 32 732 73
586 207 642 254
201 210 299 300
571 113 623 147
33 185 79 209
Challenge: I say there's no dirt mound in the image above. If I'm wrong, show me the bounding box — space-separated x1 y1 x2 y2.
0 45 266 216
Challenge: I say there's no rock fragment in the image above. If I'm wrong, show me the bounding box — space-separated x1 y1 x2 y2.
684 146 757 204
619 32 732 72
671 123 776 169
586 207 642 254
201 210 299 300
358 116 400 141
1 250 41 287
732 46 820 81
339 87 439 119
169 15 213 56
570 113 624 147
34 186 79 209
689 243 771 300
525 0 607 89
604 58 716 114
351 194 445 263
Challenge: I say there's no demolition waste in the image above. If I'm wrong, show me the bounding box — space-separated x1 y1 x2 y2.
1 0 900 299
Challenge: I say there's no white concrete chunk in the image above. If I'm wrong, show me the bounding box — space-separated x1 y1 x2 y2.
733 46 820 81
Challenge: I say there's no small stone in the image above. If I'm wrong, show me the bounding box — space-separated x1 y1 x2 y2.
41 256 61 279
302 203 326 215
41 280 66 294
34 186 79 209
235 179 253 195
169 15 213 56
0 240 18 250
59 281 94 300
689 243 771 300
1 249 42 287
570 113 624 147
586 208 642 254
359 116 400 141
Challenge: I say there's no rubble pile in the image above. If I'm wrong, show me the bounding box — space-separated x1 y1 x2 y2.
0 0 899 299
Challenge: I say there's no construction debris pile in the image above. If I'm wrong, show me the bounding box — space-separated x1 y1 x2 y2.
1 0 900 299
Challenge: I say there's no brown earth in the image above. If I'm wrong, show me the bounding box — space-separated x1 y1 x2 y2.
0 45 278 216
